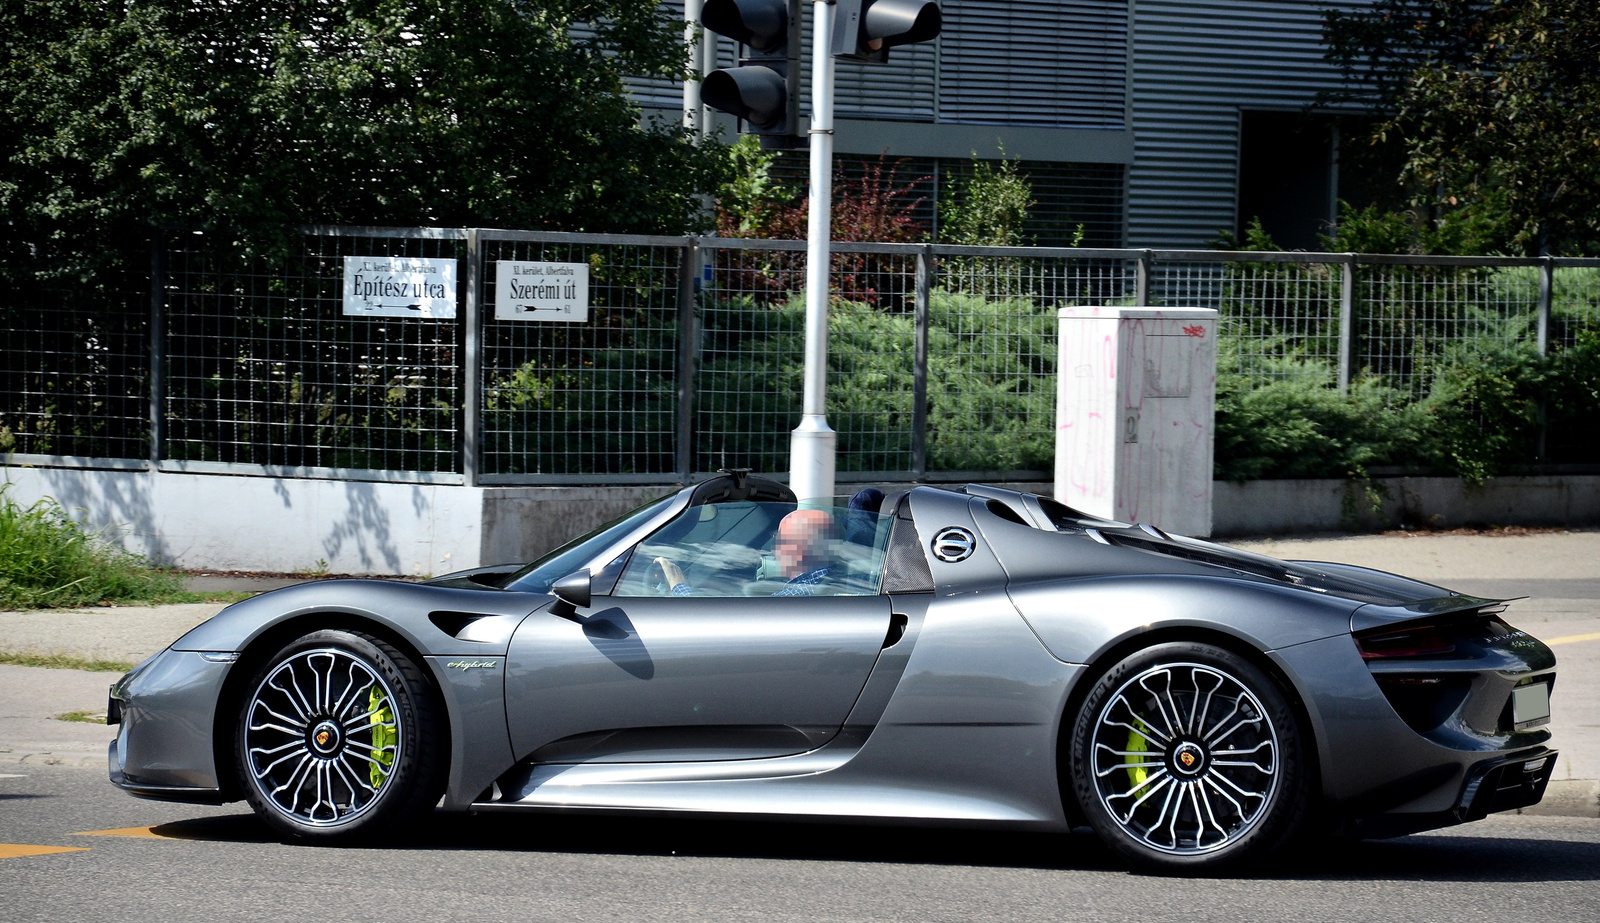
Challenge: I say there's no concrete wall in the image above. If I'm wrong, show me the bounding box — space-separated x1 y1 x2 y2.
4 467 486 576
1212 476 1600 537
6 466 1596 574
480 485 672 567
2 466 680 575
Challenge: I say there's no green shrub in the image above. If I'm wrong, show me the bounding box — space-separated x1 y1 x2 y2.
925 291 1057 471
1213 344 1427 482
694 290 1058 474
1412 330 1600 482
1412 342 1546 484
1215 330 1600 484
0 481 184 609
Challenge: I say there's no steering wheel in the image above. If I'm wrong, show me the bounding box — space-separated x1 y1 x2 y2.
644 556 686 596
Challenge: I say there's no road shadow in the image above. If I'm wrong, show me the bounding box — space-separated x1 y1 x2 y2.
410 812 1123 872
150 809 1600 884
143 814 277 843
1273 830 1600 883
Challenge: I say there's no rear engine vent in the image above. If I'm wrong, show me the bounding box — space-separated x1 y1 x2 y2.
984 499 1028 525
1105 534 1294 583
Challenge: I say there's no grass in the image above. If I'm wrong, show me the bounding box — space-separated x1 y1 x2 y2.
0 481 204 610
0 651 138 672
54 709 106 724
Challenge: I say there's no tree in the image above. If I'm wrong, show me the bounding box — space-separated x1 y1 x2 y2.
940 152 1034 248
713 151 929 306
736 153 930 246
1325 0 1600 255
0 0 728 280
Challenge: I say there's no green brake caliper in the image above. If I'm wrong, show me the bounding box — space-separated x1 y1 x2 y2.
1126 718 1151 788
368 686 395 789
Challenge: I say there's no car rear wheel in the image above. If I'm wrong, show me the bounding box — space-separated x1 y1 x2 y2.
235 629 445 841
1070 641 1309 873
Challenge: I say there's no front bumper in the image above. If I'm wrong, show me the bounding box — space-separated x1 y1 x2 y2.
108 738 230 804
105 648 235 801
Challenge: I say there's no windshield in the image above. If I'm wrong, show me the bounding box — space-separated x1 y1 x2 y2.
500 493 679 594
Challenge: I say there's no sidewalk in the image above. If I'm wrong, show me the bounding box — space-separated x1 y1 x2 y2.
2 534 1596 815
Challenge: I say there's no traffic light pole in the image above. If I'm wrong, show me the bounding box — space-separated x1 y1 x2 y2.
683 0 703 133
789 0 838 503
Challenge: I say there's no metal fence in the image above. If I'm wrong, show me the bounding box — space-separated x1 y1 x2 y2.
4 229 1598 485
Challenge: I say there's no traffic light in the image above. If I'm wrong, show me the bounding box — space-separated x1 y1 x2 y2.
831 0 942 63
700 0 802 145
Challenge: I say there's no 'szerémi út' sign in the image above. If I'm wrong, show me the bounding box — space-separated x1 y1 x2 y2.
494 261 589 322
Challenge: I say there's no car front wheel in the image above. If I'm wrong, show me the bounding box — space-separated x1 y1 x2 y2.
235 629 446 841
1070 641 1309 873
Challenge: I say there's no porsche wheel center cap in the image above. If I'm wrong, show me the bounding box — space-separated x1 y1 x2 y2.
309 720 343 755
1170 740 1208 777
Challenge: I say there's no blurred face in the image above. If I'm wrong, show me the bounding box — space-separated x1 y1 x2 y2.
775 509 835 578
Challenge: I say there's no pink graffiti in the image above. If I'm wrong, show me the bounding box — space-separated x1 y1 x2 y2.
1182 324 1206 338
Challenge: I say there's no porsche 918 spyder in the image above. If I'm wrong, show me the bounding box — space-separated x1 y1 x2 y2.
107 471 1558 872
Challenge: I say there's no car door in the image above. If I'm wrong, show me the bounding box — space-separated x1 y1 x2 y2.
504 500 894 763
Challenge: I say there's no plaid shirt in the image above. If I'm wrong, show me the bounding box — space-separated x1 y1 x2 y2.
772 566 833 596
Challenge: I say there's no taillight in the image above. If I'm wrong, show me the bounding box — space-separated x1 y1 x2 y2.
1355 623 1458 660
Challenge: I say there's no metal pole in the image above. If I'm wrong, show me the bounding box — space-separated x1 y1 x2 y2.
683 0 704 135
912 245 931 481
677 239 700 484
461 229 482 487
148 232 165 469
789 0 837 502
1338 256 1356 395
1536 256 1553 461
1536 256 1553 357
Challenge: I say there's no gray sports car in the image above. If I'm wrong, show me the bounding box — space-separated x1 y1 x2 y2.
108 471 1558 873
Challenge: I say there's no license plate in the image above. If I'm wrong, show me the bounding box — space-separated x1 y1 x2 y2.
1512 682 1550 728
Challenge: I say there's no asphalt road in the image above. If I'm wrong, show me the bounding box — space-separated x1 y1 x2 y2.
1 762 1598 923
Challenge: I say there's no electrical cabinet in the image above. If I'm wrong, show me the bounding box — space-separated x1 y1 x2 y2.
1055 306 1218 536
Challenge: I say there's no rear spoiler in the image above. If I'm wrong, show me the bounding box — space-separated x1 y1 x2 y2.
1351 594 1518 633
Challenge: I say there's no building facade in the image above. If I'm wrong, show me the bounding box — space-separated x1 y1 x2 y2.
637 0 1372 249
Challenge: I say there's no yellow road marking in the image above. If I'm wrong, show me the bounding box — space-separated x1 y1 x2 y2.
0 844 89 859
75 826 163 838
75 823 247 841
1545 631 1600 646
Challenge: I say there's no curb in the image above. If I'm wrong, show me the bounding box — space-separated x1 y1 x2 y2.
1518 779 1600 819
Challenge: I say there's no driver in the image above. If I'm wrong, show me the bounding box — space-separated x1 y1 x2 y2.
656 508 839 597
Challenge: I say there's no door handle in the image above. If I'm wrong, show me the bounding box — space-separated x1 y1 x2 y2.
883 612 909 649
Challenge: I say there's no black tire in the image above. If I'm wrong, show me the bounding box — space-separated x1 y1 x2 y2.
1069 641 1309 874
234 629 446 841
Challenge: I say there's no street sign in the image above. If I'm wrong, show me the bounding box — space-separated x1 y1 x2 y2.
342 257 457 319
493 261 590 322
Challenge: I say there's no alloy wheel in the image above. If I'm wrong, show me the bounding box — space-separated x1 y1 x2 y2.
242 647 403 827
1088 661 1280 855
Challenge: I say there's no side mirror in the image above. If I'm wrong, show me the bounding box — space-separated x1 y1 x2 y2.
550 570 592 616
